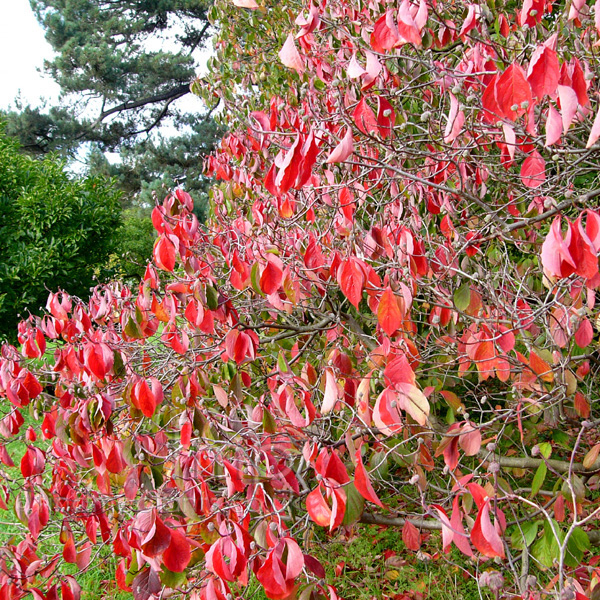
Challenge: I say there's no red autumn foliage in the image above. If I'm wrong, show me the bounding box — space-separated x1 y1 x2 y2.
1 0 600 598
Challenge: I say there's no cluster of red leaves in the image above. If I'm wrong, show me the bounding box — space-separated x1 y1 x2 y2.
1 0 600 598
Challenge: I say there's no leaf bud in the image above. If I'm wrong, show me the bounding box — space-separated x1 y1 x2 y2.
409 474 420 485
582 420 592 428
207 522 215 531
521 100 529 109
565 190 574 198
488 461 500 474
451 84 461 95
531 444 539 456
383 109 392 117
486 442 497 452
250 541 256 550
269 522 278 531
510 103 519 112
390 400 397 408
552 154 560 161
421 111 432 122
529 9 538 16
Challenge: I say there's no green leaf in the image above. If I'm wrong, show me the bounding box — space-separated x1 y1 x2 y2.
206 283 219 310
160 568 187 589
453 282 471 312
124 316 144 339
510 521 539 550
342 482 365 526
538 442 552 459
565 528 589 568
531 520 562 568
530 463 547 497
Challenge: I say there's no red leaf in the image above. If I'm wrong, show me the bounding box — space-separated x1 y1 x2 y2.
338 258 365 309
377 286 402 336
134 510 172 558
353 98 378 136
521 151 546 188
575 318 594 348
384 354 416 386
370 10 399 53
574 391 590 418
137 379 156 418
470 500 505 558
63 534 77 564
527 45 559 98
496 64 533 121
481 74 502 123
402 520 421 551
75 542 92 570
306 485 332 527
354 449 384 508
377 97 395 139
326 127 354 164
154 235 176 272
373 387 403 436
444 92 464 143
180 420 192 449
163 527 191 572
347 54 366 79
260 256 283 295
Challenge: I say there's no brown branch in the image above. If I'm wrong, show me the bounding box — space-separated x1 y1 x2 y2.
360 512 600 545
93 83 191 125
478 450 600 475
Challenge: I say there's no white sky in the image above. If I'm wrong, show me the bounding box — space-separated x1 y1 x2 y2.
0 0 60 110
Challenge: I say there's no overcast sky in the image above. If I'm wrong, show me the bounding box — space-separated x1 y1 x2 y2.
0 0 60 110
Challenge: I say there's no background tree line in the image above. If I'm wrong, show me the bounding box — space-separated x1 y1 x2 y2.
0 0 222 340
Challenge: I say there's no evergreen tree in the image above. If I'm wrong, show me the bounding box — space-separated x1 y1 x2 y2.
2 0 221 208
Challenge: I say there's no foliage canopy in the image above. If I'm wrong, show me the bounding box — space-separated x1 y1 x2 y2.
0 127 121 342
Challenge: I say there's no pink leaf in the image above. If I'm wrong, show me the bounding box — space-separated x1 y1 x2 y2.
444 93 465 143
587 105 600 148
520 151 546 188
502 123 516 163
278 34 304 74
362 51 382 89
459 423 481 456
558 85 579 134
545 104 562 146
326 127 354 163
321 369 339 414
347 54 366 79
